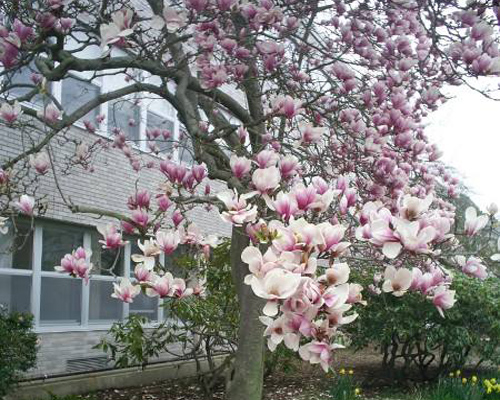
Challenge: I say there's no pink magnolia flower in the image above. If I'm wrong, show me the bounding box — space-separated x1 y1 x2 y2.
131 239 160 269
293 184 317 211
172 209 184 227
454 255 488 280
272 95 303 119
252 166 281 194
134 264 152 282
317 223 349 255
0 101 22 123
322 263 350 286
298 123 325 145
382 266 412 297
299 341 344 372
249 268 302 316
146 273 174 298
399 194 433 220
156 194 172 212
431 286 456 318
155 230 180 255
259 315 300 351
128 190 151 210
265 192 298 221
191 164 207 183
464 206 488 236
15 195 35 216
29 152 50 174
171 277 194 299
346 283 366 305
37 103 60 123
100 9 135 50
217 190 258 225
97 224 127 249
54 247 93 283
230 155 252 179
131 209 149 228
151 7 187 33
255 150 280 168
111 278 140 303
279 155 299 179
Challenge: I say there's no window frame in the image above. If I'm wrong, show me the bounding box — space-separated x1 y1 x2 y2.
0 220 165 333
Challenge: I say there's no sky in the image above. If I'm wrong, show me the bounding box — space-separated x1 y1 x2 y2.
425 80 500 211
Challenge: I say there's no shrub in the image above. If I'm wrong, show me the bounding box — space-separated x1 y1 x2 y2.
0 306 38 396
347 270 500 379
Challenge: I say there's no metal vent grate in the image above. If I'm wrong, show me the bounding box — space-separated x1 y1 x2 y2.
66 356 109 373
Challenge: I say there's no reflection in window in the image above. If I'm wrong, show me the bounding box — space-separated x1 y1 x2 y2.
107 100 141 141
0 223 33 270
42 225 83 272
90 232 124 276
178 129 194 165
40 277 81 325
89 280 122 323
6 63 46 106
0 275 31 313
61 76 100 123
129 292 158 321
147 111 174 156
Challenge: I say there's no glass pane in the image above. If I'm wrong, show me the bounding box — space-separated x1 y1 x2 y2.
12 224 33 270
0 274 31 313
178 129 194 165
147 112 174 155
6 63 46 105
42 225 84 272
0 223 33 270
163 245 189 278
40 277 81 325
89 280 122 323
61 76 100 123
129 292 158 321
108 100 141 141
90 232 124 276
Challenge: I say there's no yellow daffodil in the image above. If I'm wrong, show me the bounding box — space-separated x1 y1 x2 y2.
462 378 467 384
339 368 346 375
349 369 354 375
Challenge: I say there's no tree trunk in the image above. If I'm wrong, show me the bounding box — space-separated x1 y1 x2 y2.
226 226 266 400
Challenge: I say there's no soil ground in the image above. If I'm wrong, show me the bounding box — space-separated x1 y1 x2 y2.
71 348 490 400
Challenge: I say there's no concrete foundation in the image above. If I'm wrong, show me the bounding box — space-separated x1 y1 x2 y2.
6 357 225 400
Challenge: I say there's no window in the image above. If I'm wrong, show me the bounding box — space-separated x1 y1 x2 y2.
89 280 122 323
61 76 100 123
90 232 124 276
0 275 31 313
146 111 174 155
107 100 141 141
6 62 46 106
40 277 82 325
0 220 165 330
178 129 194 165
129 293 158 321
42 225 84 272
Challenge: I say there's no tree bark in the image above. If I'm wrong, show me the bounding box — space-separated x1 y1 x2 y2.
226 226 266 400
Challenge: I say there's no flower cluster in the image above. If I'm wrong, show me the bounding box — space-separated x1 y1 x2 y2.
54 247 93 283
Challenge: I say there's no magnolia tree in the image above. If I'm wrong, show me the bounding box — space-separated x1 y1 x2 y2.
1 0 500 398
